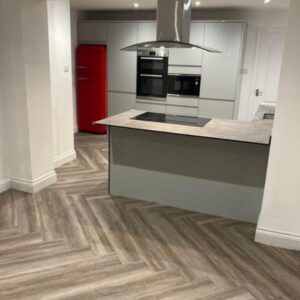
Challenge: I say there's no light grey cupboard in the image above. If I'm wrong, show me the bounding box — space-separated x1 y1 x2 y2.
78 22 108 44
136 101 166 114
168 23 205 67
137 22 156 43
200 22 244 101
108 92 136 116
107 22 138 93
198 99 235 119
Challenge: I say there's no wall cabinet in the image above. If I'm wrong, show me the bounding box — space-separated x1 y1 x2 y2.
108 92 136 116
137 22 156 43
78 22 108 44
200 23 244 101
198 99 235 119
107 22 138 93
169 23 205 67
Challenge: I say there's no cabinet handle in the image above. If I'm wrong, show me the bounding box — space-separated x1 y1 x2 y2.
140 74 163 78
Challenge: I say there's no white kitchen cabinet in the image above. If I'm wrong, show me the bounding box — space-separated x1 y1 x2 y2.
108 92 136 116
198 99 235 119
166 105 198 117
137 22 156 43
169 22 205 67
78 22 108 44
107 22 138 93
167 96 198 107
200 22 244 101
136 101 166 113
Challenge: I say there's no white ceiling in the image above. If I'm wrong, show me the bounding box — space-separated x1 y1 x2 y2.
70 0 289 11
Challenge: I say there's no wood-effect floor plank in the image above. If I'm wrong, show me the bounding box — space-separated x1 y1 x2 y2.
0 133 299 299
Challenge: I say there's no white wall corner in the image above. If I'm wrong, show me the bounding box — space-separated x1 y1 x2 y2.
54 149 77 169
10 171 57 194
255 227 300 251
0 178 11 194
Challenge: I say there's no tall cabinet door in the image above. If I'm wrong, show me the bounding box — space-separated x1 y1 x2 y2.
107 23 138 93
200 23 244 101
137 22 156 43
169 22 205 66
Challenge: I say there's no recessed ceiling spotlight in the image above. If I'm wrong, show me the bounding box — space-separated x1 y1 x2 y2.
264 0 271 4
195 1 201 6
133 3 139 8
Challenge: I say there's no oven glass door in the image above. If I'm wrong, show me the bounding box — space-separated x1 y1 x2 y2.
137 74 167 98
167 75 201 96
138 57 167 75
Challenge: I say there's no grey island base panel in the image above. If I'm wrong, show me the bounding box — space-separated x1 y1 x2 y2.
109 126 270 223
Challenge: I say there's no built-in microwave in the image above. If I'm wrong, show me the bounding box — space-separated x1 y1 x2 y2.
137 51 169 99
167 74 201 97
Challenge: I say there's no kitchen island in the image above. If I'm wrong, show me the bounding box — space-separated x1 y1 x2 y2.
95 110 272 223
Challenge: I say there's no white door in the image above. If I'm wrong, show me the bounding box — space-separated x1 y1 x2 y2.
251 29 285 119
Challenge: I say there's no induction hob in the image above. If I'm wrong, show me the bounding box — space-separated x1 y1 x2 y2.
133 112 211 127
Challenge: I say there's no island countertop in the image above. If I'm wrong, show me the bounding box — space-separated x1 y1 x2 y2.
95 110 273 145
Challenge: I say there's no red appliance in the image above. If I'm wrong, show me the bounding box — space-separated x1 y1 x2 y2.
76 45 107 134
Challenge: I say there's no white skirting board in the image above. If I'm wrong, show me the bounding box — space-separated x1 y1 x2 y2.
10 171 57 194
54 149 77 169
0 178 11 194
255 227 300 251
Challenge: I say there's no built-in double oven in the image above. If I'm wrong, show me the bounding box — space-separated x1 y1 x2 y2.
136 51 169 99
137 50 201 99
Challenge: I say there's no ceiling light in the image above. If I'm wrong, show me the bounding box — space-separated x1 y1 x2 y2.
195 1 201 6
133 3 139 8
264 0 270 3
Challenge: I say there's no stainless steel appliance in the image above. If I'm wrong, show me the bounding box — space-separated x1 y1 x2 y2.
137 50 168 98
167 74 201 97
121 0 221 53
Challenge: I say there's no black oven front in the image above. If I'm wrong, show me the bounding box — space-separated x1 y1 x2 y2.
137 55 168 98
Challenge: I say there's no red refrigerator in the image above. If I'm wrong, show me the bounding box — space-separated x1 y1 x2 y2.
76 45 107 134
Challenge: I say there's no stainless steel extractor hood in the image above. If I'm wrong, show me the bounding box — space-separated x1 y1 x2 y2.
121 0 221 53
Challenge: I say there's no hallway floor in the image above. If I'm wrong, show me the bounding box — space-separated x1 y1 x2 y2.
0 133 299 299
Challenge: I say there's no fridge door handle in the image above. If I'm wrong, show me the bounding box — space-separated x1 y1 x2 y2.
77 77 88 80
77 65 88 69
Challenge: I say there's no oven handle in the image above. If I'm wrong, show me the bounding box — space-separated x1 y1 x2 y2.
139 74 163 78
140 57 164 60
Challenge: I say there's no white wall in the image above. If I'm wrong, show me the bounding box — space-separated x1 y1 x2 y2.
256 0 300 251
71 8 80 133
0 0 56 193
48 0 76 168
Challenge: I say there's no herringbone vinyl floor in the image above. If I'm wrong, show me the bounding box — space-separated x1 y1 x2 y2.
0 133 299 300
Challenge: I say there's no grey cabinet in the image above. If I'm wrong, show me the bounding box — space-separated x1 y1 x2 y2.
137 22 156 43
78 22 108 44
108 92 136 116
107 22 138 93
169 22 205 66
198 99 235 119
136 101 166 113
200 22 244 101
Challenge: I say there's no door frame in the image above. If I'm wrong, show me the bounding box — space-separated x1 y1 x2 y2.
250 28 286 119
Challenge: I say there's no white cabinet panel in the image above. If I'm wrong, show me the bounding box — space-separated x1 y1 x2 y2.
78 22 108 44
198 99 234 119
137 22 156 43
136 101 166 113
167 96 198 107
108 92 136 116
107 23 138 93
166 105 198 117
169 23 205 66
200 23 244 101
